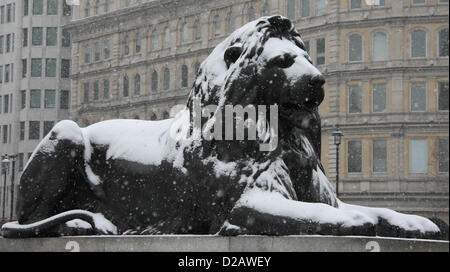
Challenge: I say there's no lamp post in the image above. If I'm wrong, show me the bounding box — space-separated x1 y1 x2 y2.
9 155 17 221
332 127 344 198
1 155 10 222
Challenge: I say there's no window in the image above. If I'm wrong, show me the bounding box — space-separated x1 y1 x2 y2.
304 40 310 54
6 4 11 22
63 0 71 16
152 71 158 91
19 122 25 141
194 19 201 40
62 30 70 47
5 64 10 82
45 58 56 77
213 15 221 37
350 0 361 9
150 113 157 120
24 0 29 16
31 58 42 77
438 138 449 173
123 75 129 97
22 28 28 47
409 139 427 173
134 74 140 95
0 36 3 53
94 0 100 15
262 3 270 16
22 59 27 78
181 23 188 43
163 111 170 119
152 29 158 50
93 81 99 100
373 139 387 173
30 89 41 108
348 84 362 113
105 0 110 12
6 34 10 52
104 38 110 59
2 125 8 143
438 81 449 111
47 0 57 15
301 0 310 17
412 0 426 4
0 6 3 24
21 90 26 109
83 82 89 103
124 35 130 55
164 27 170 48
316 38 325 65
18 153 24 172
29 121 40 140
348 33 363 62
32 27 43 46
33 0 43 15
0 66 2 83
181 65 188 88
103 79 109 99
227 12 234 33
84 44 90 64
0 96 2 112
286 0 295 20
84 1 90 17
316 0 327 15
163 68 170 90
438 28 449 57
60 90 69 109
410 82 426 111
94 42 101 61
372 31 387 61
4 95 9 113
43 121 54 136
61 59 70 78
347 140 362 173
374 0 386 7
135 32 141 53
411 29 426 58
247 6 255 22
372 83 386 113
44 89 55 108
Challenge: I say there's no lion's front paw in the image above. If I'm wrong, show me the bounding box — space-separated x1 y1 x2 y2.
92 213 118 235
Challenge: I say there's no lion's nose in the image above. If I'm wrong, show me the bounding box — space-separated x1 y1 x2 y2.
305 75 325 107
310 75 325 89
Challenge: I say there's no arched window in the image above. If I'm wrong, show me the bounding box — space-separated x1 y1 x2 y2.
151 70 158 91
135 32 141 53
152 29 158 50
163 27 170 48
348 33 363 62
438 28 449 57
163 111 170 119
213 15 221 37
411 29 427 58
261 3 270 16
123 75 129 97
181 22 188 43
195 62 201 75
248 6 256 22
84 1 90 17
193 19 201 40
372 31 387 61
227 11 234 33
150 112 157 120
286 0 295 20
94 0 100 15
134 74 141 95
181 65 188 88
163 67 170 90
124 35 130 55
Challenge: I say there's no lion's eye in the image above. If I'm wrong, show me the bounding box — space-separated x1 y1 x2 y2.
270 53 297 69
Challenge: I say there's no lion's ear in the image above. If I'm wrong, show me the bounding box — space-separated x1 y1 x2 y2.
224 46 243 68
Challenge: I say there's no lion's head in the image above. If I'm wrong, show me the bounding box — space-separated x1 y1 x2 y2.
186 16 325 159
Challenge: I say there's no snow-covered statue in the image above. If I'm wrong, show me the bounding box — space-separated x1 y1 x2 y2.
2 16 443 239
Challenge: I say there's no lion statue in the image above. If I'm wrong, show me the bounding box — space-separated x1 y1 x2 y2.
1 16 443 239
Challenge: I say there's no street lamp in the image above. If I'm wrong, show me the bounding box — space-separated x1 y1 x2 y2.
8 154 17 221
1 155 10 222
332 126 344 198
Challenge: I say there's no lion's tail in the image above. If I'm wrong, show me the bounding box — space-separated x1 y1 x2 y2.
1 210 117 238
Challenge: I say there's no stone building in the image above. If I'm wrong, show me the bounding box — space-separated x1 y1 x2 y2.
3 0 447 223
0 0 72 219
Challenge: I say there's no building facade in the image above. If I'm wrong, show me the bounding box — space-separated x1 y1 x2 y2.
0 0 72 219
2 0 447 223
